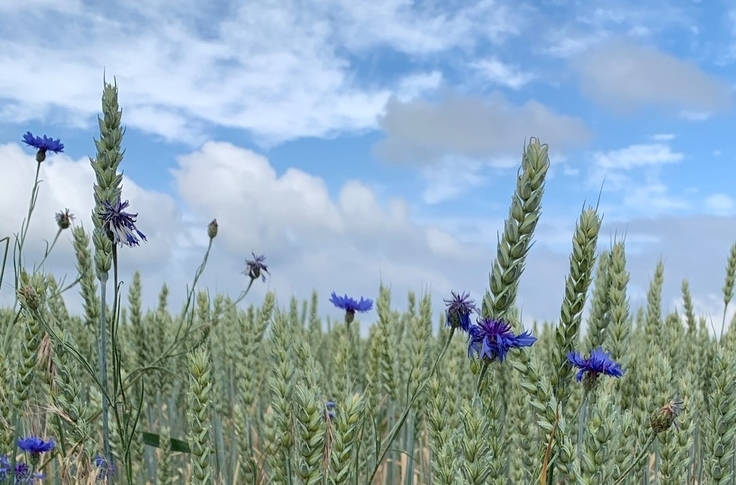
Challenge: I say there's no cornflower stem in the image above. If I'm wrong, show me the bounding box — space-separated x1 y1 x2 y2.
475 361 490 396
99 268 112 481
8 162 43 478
17 161 42 255
33 228 62 272
0 236 9 297
613 431 657 485
366 327 456 485
125 246 254 391
577 391 590 463
9 413 20 483
170 237 214 344
12 161 42 313
345 321 352 392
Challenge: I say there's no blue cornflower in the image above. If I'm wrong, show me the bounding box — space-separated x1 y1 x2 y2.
18 436 55 455
329 292 373 325
324 401 336 421
22 131 64 162
15 462 29 484
468 317 537 363
244 252 269 282
443 291 476 332
100 198 147 247
567 347 624 383
94 454 115 481
0 454 9 481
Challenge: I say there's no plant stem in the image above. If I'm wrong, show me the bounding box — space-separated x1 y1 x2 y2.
613 431 656 485
366 327 456 484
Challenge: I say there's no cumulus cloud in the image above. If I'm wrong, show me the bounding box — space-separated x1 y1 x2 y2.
1 141 732 337
572 40 733 114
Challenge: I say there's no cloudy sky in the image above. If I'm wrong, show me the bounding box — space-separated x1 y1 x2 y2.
1 0 736 332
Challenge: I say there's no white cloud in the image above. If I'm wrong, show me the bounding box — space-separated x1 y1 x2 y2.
671 293 736 337
395 71 444 102
327 0 523 54
419 157 488 205
593 143 684 171
3 0 512 146
1 141 735 338
585 141 688 219
470 58 534 89
705 194 736 216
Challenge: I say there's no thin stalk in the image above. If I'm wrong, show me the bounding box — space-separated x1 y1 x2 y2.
366 327 456 485
33 228 62 272
99 269 112 480
613 431 657 485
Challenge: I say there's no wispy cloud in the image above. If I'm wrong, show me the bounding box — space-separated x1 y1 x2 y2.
470 58 535 89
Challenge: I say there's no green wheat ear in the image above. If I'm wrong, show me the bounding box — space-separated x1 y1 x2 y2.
483 137 549 323
188 347 213 485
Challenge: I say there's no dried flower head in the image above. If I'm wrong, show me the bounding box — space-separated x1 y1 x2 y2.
443 291 476 332
18 284 41 312
650 398 684 434
22 131 64 162
244 252 269 282
207 218 218 239
55 208 74 230
468 317 536 363
100 198 147 247
329 292 373 325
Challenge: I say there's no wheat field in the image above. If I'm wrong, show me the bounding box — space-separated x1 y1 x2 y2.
0 81 734 485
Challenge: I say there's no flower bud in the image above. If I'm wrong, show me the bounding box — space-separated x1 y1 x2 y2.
207 219 218 239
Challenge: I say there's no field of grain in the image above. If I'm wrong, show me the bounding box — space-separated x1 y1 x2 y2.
0 81 733 485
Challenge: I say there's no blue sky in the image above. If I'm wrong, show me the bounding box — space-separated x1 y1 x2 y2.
1 0 736 330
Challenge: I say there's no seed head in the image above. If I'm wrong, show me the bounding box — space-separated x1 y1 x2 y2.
55 208 74 230
18 285 41 312
650 399 684 434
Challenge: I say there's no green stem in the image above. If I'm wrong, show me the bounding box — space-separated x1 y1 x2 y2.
475 361 489 396
98 269 112 481
613 431 656 485
13 161 42 311
366 327 456 484
33 228 62 272
577 392 589 463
